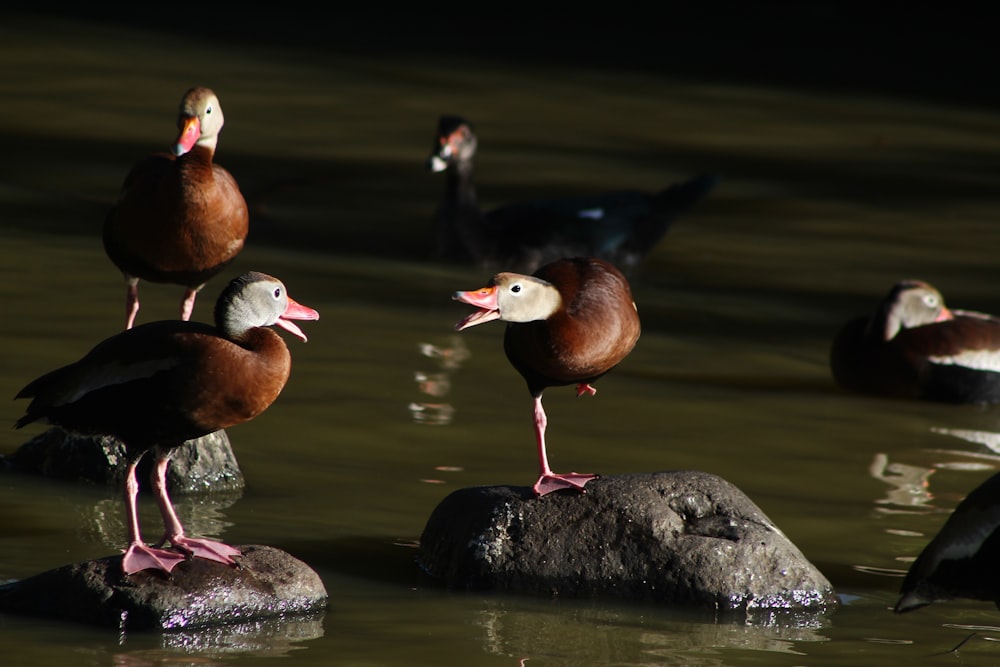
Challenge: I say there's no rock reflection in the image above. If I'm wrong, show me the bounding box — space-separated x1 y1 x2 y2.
409 336 470 426
108 612 325 664
473 599 830 666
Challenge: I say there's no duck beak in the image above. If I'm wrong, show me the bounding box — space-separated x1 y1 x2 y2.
453 286 500 331
277 297 320 342
173 115 201 156
936 307 954 322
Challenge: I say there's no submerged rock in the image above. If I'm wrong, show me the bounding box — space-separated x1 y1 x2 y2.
1 426 245 494
418 471 837 614
0 544 327 631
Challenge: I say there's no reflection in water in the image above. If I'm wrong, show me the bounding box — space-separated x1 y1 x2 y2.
869 453 934 513
931 427 1000 456
409 336 470 426
108 612 325 665
473 599 830 666
870 428 1000 515
84 493 241 557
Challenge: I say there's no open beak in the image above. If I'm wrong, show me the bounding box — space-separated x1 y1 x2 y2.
277 297 320 342
453 286 500 331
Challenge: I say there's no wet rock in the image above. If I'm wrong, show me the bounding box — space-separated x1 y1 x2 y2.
0 544 328 631
1 426 245 494
418 471 837 614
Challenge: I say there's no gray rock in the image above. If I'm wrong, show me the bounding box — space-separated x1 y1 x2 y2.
1 427 245 494
0 544 328 631
418 471 837 614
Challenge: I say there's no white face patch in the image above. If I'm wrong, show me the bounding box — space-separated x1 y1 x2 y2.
60 358 179 406
928 350 1000 373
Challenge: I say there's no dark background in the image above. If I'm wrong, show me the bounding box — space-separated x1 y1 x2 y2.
11 4 997 108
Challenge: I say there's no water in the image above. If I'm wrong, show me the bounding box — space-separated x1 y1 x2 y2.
4 10 1000 666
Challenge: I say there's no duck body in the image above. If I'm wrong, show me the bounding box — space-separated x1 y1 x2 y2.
454 257 640 496
503 259 641 394
427 115 717 275
896 470 1000 613
830 280 1000 404
15 272 319 574
104 86 249 328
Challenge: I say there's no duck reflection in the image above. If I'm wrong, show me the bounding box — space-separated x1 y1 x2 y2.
869 453 934 512
409 336 469 426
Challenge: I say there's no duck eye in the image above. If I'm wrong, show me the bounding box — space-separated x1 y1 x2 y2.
923 294 939 308
510 284 521 294
205 105 213 115
273 288 282 299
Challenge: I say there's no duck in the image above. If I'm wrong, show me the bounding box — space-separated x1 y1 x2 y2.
14 271 319 575
426 114 718 275
103 86 249 329
453 257 640 496
830 279 1000 404
895 470 1000 613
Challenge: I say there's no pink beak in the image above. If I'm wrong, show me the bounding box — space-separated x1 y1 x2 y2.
453 286 501 331
173 115 201 156
277 297 320 342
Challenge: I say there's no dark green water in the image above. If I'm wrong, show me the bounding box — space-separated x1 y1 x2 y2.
4 11 1000 666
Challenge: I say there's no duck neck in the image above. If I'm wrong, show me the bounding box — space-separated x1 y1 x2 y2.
440 159 491 262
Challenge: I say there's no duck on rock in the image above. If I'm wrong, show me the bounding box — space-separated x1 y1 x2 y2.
453 257 641 496
426 115 718 275
14 272 319 575
830 279 1000 404
104 86 249 329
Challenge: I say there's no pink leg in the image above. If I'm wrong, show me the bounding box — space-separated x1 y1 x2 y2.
576 383 597 397
179 287 198 321
531 395 598 497
151 451 241 565
121 455 187 575
125 280 140 330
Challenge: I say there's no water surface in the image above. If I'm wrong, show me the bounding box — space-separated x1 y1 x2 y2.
4 12 1000 667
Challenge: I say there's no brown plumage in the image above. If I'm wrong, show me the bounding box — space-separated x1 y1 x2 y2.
830 279 1000 403
103 86 249 329
453 257 640 495
15 272 319 574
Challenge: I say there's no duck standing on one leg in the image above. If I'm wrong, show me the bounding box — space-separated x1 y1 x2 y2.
830 279 1000 403
14 272 319 575
104 86 249 329
453 257 641 496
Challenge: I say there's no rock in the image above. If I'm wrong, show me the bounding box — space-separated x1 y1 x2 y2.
417 471 837 614
0 545 328 631
0 427 245 494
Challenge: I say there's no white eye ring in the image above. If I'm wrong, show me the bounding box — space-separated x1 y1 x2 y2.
510 283 522 294
923 294 939 308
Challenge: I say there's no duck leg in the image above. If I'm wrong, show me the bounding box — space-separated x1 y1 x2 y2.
531 394 598 496
124 278 140 330
121 454 187 575
150 449 241 566
179 286 200 321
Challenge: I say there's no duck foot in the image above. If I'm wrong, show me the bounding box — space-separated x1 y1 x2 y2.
123 543 188 575
533 472 598 497
167 536 242 566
